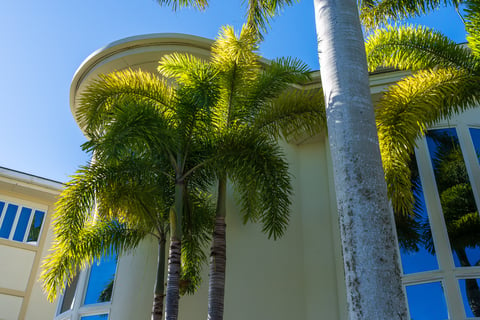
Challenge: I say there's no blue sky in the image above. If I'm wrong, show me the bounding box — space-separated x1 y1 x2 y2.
0 1 467 182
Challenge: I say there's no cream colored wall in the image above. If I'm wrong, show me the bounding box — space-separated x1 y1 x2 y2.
0 246 35 291
0 294 23 320
109 237 159 320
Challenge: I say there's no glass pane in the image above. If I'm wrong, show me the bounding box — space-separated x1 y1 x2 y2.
406 282 448 320
27 210 45 242
469 128 480 165
80 315 108 320
459 278 480 318
59 272 80 314
0 204 18 238
12 207 32 242
83 253 116 305
426 128 480 268
396 157 439 273
0 201 5 219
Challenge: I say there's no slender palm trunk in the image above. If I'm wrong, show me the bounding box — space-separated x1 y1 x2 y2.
313 0 407 318
152 236 167 320
208 178 227 320
165 238 181 320
165 178 184 320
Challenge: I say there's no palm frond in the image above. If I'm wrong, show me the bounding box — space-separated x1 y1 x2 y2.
465 0 480 57
254 88 326 141
158 53 213 86
53 166 100 242
82 99 176 163
242 57 312 117
366 25 478 73
155 0 208 10
377 67 480 215
360 0 462 29
244 0 297 40
212 25 260 69
210 25 261 128
77 69 174 135
41 220 146 302
180 190 215 294
213 128 292 239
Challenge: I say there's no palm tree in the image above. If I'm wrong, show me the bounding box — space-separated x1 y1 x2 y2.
158 25 325 320
41 159 170 319
310 0 410 317
42 69 216 320
154 0 409 318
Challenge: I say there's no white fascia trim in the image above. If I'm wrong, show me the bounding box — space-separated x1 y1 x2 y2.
0 167 63 195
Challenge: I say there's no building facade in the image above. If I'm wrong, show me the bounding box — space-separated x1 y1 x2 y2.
0 167 62 320
1 33 480 320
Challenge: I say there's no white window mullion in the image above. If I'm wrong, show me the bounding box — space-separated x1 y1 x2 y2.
22 209 35 243
8 205 21 240
456 123 480 215
415 138 455 270
0 202 7 229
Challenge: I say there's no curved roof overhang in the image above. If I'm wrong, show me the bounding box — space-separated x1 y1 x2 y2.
70 33 214 132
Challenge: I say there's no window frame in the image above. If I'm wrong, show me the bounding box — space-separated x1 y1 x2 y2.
406 117 480 319
0 195 47 246
55 255 118 320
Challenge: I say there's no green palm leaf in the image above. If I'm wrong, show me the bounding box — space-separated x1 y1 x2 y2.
366 25 478 73
360 0 462 29
377 68 480 215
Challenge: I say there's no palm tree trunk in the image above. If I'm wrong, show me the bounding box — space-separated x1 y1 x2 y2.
313 0 408 318
165 179 184 320
165 238 181 320
152 236 167 320
208 178 227 320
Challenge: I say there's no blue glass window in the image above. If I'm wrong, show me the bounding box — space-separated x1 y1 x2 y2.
406 282 448 319
426 129 480 268
0 200 45 244
0 204 19 238
80 315 108 320
395 157 439 274
459 278 480 317
27 210 45 242
12 207 32 241
0 201 5 219
84 253 117 305
469 128 480 165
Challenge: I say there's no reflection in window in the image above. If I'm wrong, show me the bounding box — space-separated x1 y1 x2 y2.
27 210 45 242
406 282 448 319
469 128 480 165
80 314 108 320
396 157 439 274
60 273 80 314
459 278 480 317
426 129 480 265
57 251 117 319
84 253 117 305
